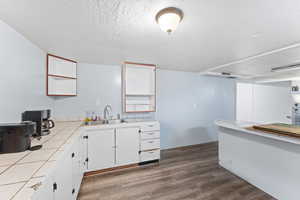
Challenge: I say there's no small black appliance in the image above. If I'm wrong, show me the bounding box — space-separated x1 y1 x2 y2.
22 109 55 137
0 122 35 154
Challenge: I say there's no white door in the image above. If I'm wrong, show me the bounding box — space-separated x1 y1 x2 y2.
236 82 292 124
125 64 155 95
53 149 73 200
236 83 253 122
87 129 115 171
115 127 140 166
253 84 292 124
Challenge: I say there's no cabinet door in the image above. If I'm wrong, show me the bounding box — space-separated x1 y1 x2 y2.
87 129 115 171
71 138 84 199
53 150 73 200
31 174 54 200
125 64 155 95
82 135 89 172
116 127 140 166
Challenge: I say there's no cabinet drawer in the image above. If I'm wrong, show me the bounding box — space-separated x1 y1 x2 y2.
140 123 160 132
140 131 160 140
141 139 160 151
140 150 160 162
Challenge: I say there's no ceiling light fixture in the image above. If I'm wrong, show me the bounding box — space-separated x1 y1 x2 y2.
156 7 184 34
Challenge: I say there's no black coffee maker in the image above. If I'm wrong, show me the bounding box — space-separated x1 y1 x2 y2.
0 122 35 153
22 110 55 137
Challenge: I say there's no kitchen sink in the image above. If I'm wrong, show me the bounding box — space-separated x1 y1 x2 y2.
106 119 127 124
85 119 127 126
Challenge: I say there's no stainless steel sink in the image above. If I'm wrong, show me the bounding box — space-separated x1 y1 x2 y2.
105 119 127 124
85 119 127 126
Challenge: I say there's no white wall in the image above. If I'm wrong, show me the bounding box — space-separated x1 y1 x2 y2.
0 19 235 148
0 20 54 123
53 63 154 120
157 70 236 149
53 64 236 149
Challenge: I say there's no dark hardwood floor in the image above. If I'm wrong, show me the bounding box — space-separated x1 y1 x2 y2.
78 142 276 200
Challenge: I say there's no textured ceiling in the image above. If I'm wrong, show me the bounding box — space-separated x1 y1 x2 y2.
1 0 300 72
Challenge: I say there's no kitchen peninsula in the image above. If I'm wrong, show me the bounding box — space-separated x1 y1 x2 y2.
216 120 300 200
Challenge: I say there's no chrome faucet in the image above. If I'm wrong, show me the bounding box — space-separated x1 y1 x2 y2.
104 105 113 122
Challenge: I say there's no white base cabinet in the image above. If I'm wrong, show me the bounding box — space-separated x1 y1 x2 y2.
84 122 160 172
86 129 115 172
32 136 84 200
53 149 73 200
31 121 160 200
72 137 84 197
32 174 54 200
139 123 160 163
116 127 140 166
85 127 140 172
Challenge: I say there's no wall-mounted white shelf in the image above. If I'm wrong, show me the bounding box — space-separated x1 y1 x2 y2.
123 62 156 113
47 54 77 96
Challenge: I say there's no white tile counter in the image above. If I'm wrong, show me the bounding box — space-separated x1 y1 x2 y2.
0 121 82 200
0 120 160 200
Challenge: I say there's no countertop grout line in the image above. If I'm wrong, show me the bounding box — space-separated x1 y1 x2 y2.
8 181 28 200
0 181 27 187
0 151 31 177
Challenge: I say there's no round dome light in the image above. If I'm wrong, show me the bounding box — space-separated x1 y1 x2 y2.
156 7 184 34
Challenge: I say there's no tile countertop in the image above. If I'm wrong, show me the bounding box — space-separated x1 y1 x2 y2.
0 119 159 200
0 121 82 200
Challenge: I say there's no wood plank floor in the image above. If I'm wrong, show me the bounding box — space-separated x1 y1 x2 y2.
78 142 276 200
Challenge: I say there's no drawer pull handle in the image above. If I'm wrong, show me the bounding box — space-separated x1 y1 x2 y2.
148 141 154 143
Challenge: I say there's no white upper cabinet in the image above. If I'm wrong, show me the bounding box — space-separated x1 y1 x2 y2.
125 64 155 95
48 55 77 78
47 54 77 96
123 62 156 113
